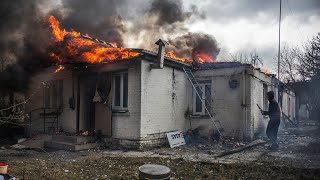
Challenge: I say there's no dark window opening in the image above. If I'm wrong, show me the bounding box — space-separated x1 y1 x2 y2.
113 71 128 110
44 80 63 109
193 82 211 115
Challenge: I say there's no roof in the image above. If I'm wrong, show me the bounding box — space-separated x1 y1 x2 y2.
138 49 191 68
193 61 244 70
61 48 191 70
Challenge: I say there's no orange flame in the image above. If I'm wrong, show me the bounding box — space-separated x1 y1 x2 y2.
262 69 270 75
48 16 140 63
165 51 192 63
194 51 214 63
54 65 65 73
48 15 216 64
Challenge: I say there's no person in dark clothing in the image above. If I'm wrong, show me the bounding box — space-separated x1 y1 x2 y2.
261 91 281 150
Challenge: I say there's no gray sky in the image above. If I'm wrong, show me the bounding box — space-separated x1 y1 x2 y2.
184 0 319 71
50 0 320 72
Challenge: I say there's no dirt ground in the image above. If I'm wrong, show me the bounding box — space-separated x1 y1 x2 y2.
0 126 320 179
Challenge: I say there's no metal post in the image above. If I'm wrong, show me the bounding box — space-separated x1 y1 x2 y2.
56 110 59 132
277 0 282 103
29 112 32 137
43 108 46 133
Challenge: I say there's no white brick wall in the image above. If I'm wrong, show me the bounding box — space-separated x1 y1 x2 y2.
140 60 189 139
110 63 142 140
191 67 245 138
27 61 296 145
248 68 272 140
91 61 142 139
26 67 77 133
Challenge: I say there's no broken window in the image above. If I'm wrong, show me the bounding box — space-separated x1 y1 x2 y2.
193 81 211 115
44 80 63 109
112 71 128 110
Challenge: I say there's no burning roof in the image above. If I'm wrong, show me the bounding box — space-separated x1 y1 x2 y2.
48 16 141 64
193 62 243 70
48 16 216 65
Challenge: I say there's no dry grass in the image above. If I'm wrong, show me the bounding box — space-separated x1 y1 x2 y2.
5 156 320 180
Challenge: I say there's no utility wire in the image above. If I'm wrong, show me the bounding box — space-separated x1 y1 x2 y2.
285 0 307 45
0 83 45 112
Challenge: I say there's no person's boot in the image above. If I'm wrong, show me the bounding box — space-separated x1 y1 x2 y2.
268 143 279 150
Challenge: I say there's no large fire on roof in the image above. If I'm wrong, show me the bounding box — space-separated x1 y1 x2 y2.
48 16 141 64
48 16 215 65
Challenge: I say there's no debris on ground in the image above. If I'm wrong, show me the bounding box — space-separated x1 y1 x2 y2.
216 139 267 157
0 125 319 179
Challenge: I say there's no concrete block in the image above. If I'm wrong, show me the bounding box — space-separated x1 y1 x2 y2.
44 140 101 152
52 135 95 144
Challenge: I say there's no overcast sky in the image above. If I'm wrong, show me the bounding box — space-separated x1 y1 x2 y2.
183 0 320 71
51 0 320 72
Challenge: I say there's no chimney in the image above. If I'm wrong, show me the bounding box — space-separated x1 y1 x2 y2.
154 39 169 69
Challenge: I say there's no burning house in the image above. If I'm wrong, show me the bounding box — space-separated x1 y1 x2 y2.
21 16 296 149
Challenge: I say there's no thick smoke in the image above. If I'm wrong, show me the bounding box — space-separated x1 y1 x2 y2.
0 0 54 92
0 0 220 93
0 0 126 92
168 33 221 61
53 0 127 47
148 0 193 25
130 0 220 61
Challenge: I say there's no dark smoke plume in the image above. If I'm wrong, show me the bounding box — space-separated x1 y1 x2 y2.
0 0 220 93
130 0 219 61
0 0 127 92
148 0 192 25
0 0 54 92
53 0 127 47
168 33 220 61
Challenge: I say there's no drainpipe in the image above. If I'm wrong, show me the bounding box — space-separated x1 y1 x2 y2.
76 76 80 133
151 39 169 69
242 70 247 140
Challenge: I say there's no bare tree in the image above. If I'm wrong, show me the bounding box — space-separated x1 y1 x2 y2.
230 49 263 68
299 33 320 80
274 44 304 82
299 33 320 120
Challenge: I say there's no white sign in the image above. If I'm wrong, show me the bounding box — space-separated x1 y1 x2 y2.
166 131 186 148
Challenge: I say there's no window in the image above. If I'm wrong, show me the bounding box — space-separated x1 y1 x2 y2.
112 71 128 110
263 84 268 110
193 82 211 115
288 97 291 117
44 80 63 109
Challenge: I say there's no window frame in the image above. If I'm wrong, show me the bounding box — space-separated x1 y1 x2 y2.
43 79 63 109
263 83 268 110
112 71 128 111
192 82 211 115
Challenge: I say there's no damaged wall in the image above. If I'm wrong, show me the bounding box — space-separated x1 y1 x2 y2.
140 60 189 145
97 61 142 141
192 66 246 139
26 67 77 133
248 67 273 140
282 89 296 120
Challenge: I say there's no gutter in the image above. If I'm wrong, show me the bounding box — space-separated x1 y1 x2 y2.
242 70 248 140
76 76 80 133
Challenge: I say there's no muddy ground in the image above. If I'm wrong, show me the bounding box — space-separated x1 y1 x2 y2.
0 126 319 179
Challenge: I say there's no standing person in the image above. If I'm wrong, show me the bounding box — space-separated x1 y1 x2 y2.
261 91 281 150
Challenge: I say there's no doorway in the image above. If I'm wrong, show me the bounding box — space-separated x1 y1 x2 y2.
94 72 112 137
